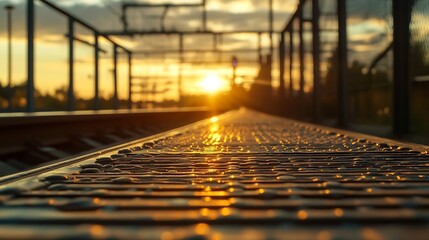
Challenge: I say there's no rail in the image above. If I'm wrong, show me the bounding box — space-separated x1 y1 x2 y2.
0 107 222 177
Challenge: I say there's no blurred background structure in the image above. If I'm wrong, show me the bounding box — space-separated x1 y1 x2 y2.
0 0 427 142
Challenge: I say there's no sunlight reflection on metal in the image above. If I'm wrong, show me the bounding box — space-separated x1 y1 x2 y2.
210 123 219 132
297 210 308 220
195 223 210 235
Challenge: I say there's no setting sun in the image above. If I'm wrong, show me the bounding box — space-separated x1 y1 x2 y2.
199 74 227 94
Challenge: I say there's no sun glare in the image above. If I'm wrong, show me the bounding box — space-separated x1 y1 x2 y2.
199 74 225 94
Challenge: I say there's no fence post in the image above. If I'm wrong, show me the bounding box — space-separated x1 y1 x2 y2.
392 0 412 135
113 45 119 109
312 0 321 122
298 5 305 119
128 52 132 109
337 0 348 127
178 34 183 107
27 0 35 112
279 33 286 107
289 28 294 98
94 33 100 110
67 17 75 111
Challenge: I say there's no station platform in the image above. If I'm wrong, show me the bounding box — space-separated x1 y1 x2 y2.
0 109 428 239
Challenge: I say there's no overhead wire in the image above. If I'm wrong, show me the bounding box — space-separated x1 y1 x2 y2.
99 0 121 18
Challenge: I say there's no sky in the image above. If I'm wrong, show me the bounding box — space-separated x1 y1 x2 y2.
0 0 425 104
0 0 299 102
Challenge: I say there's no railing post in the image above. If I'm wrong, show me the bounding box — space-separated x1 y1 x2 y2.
202 0 207 31
337 0 349 127
312 0 321 122
178 34 183 107
392 0 412 136
298 5 305 119
128 52 132 109
289 28 294 98
113 45 119 109
26 0 35 112
67 17 75 111
6 5 14 111
258 32 262 64
279 33 286 104
94 33 100 110
269 0 274 56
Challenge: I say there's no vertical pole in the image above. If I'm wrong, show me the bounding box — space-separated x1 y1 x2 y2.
312 0 321 122
128 52 132 109
337 0 348 127
6 5 14 111
298 4 305 119
232 56 237 87
27 0 35 112
122 5 128 32
94 33 100 110
269 0 274 56
113 45 119 109
258 32 262 64
279 33 285 102
67 17 75 111
202 0 207 31
178 34 184 106
392 0 412 135
213 34 217 51
218 34 222 63
289 27 294 97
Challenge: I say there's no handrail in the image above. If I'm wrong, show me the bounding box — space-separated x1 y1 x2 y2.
26 0 134 112
39 0 130 53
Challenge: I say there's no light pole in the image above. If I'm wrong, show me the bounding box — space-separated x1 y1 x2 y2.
5 4 15 111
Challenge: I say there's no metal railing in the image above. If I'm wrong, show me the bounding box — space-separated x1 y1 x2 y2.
26 0 133 112
278 0 415 136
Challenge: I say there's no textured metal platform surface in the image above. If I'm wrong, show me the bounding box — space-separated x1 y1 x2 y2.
1 109 429 239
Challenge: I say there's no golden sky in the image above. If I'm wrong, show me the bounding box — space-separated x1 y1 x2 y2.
0 0 407 102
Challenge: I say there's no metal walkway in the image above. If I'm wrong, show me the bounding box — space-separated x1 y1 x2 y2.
0 109 429 239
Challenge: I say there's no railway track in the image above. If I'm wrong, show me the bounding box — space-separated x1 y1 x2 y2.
0 108 428 239
0 108 216 177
